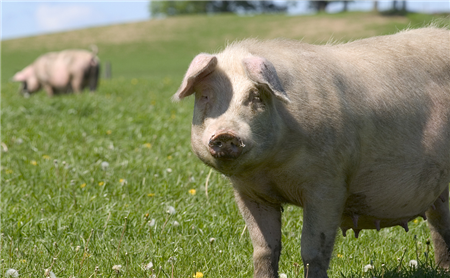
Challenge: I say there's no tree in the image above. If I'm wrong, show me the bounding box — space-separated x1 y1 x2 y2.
309 1 330 12
149 1 289 17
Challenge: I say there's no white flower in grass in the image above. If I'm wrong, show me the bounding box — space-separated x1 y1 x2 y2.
101 161 109 171
149 219 156 227
363 264 374 272
5 268 19 277
173 221 180 227
280 274 288 278
166 206 176 215
44 269 57 278
166 168 172 173
112 265 122 272
145 261 153 270
408 259 418 268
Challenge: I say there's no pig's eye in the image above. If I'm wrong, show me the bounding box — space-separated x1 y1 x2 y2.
251 93 265 112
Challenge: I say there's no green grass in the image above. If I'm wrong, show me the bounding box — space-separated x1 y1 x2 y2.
1 12 450 277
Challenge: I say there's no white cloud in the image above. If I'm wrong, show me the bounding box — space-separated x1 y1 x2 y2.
35 4 95 33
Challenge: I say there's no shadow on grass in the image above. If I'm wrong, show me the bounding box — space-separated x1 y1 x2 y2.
343 264 449 278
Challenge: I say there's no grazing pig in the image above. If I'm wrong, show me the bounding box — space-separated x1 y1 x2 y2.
12 46 100 97
174 27 450 277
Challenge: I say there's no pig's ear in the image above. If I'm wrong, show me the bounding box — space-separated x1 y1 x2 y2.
243 56 290 104
12 70 27 82
173 53 217 101
12 66 33 82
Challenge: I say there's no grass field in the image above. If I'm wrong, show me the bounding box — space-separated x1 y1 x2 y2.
1 12 450 278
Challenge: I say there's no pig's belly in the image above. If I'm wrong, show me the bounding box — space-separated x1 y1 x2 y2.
340 165 448 231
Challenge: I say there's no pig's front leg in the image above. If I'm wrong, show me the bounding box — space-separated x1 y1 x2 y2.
43 84 54 97
234 190 282 278
301 185 347 278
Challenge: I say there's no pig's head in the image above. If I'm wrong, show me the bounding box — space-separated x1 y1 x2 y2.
12 66 41 96
174 52 291 175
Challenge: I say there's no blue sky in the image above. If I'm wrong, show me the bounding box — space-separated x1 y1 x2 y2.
2 1 449 40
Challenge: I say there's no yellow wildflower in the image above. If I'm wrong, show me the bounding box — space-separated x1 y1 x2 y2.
189 189 196 195
98 181 104 186
106 130 112 135
5 169 13 174
144 143 152 148
131 78 138 85
80 183 87 188
171 114 176 119
167 155 172 160
147 193 155 197
30 160 37 166
42 155 51 159
337 254 343 258
414 219 419 224
119 178 125 183
194 272 203 278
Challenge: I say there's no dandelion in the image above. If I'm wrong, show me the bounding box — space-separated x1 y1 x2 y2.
5 269 19 277
280 274 287 278
409 259 418 268
43 155 51 159
112 265 122 272
337 254 344 258
30 160 37 166
98 181 105 186
101 161 109 171
193 272 203 278
144 261 153 270
106 130 112 135
363 264 374 272
80 183 87 188
147 193 155 197
149 219 156 227
414 219 419 224
166 206 176 215
189 189 196 195
144 143 152 148
54 159 58 166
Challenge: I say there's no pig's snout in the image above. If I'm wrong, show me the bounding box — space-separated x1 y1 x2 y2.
208 132 245 160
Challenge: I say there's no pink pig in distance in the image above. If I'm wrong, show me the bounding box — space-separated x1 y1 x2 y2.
174 27 450 277
12 46 100 97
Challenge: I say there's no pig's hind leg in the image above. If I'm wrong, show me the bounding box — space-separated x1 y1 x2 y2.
426 186 450 269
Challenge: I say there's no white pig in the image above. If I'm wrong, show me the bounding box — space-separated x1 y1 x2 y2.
12 46 100 97
174 27 450 277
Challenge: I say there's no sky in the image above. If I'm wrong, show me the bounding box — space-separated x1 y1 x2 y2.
1 1 450 40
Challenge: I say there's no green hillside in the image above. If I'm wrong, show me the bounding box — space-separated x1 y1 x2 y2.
2 12 446 82
1 12 449 278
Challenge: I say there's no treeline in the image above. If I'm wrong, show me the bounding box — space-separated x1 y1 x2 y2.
149 1 409 17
